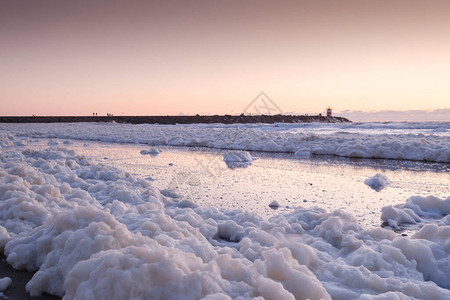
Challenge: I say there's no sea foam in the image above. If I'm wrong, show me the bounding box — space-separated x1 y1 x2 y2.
0 144 448 299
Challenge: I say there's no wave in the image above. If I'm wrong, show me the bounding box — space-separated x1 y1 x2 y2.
1 122 449 163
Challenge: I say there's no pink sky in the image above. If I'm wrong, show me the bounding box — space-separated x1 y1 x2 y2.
1 0 449 117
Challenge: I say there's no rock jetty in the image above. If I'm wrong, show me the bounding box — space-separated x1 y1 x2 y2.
0 115 350 124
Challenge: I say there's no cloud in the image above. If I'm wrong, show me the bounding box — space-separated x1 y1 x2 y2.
338 109 450 122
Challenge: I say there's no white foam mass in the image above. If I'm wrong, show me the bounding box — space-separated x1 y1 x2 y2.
0 145 449 299
0 132 15 147
223 151 254 163
48 139 60 146
1 122 449 162
0 225 11 251
364 173 391 191
140 147 161 155
381 196 450 229
0 277 12 292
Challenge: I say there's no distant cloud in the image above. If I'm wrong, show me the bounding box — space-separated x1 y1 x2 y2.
338 109 450 122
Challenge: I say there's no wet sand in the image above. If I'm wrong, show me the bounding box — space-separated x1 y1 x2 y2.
61 140 449 230
0 255 61 300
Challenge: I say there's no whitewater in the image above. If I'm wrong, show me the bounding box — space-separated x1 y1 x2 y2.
0 122 449 300
1 121 449 162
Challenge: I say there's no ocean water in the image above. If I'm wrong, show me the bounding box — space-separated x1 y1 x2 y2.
0 122 449 299
2 121 449 162
265 121 450 137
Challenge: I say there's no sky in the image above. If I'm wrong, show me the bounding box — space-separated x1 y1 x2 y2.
1 0 449 120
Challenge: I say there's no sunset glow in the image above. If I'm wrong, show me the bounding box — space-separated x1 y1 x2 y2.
1 0 449 119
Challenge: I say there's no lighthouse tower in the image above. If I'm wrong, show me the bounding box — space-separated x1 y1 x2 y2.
326 107 332 117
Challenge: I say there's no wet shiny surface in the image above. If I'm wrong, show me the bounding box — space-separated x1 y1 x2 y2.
29 139 449 229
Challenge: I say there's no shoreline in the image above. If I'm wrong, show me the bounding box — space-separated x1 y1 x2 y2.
0 127 448 298
0 255 61 300
0 115 350 124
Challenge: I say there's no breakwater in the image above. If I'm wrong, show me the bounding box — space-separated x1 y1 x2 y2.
0 115 350 124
